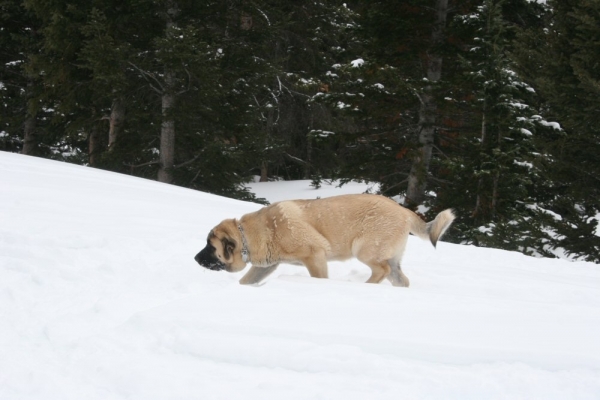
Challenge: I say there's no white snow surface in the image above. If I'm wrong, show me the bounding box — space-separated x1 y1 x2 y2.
246 178 378 203
1 151 600 400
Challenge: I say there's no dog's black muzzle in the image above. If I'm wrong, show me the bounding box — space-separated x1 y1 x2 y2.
195 245 226 271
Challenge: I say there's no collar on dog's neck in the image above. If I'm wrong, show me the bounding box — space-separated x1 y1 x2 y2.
237 222 250 263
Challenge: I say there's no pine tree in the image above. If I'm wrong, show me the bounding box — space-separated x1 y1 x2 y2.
23 0 104 164
320 0 475 207
513 0 600 261
0 1 46 155
77 2 159 162
207 1 363 183
437 0 559 255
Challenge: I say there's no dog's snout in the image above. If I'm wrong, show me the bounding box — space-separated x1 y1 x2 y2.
194 248 209 265
195 246 225 271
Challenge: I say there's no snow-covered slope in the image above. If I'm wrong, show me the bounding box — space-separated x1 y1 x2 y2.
246 177 379 203
1 151 599 399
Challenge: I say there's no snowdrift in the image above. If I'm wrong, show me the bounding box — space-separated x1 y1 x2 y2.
1 151 599 399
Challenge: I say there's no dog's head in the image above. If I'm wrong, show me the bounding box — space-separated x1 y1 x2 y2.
194 219 247 273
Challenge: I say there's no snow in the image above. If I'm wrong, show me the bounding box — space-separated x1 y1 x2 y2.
531 115 562 130
350 58 364 68
255 7 271 26
520 128 533 136
539 120 562 130
509 102 529 110
307 129 336 138
246 178 378 203
1 151 600 400
514 160 533 169
525 203 563 221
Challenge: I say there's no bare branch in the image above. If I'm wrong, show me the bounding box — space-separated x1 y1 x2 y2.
253 95 266 120
284 152 308 165
380 179 409 194
128 62 164 93
189 169 202 186
177 64 193 96
123 159 160 168
432 144 450 160
173 154 201 169
254 6 271 26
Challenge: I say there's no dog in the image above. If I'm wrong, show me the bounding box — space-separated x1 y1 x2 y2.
194 194 455 286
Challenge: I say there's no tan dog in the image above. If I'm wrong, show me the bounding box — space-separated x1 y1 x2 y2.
194 194 455 286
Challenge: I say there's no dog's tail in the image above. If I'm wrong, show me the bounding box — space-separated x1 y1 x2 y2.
410 209 455 248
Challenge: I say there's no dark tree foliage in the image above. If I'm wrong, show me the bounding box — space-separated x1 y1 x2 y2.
1 0 598 261
436 0 555 255
513 0 600 261
0 0 48 155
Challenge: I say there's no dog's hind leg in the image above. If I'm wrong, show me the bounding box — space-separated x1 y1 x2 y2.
355 246 392 284
239 264 279 286
362 260 391 284
386 256 410 287
385 237 410 287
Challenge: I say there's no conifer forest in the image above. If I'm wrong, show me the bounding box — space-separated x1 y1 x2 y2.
1 0 599 262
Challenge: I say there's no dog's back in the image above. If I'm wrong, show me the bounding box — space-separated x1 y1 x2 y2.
275 194 452 262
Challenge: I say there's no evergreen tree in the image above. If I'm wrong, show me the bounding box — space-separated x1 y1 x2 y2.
0 0 47 155
3 0 598 260
440 0 556 256
322 0 473 207
513 0 600 261
219 1 362 182
23 0 103 164
77 1 160 165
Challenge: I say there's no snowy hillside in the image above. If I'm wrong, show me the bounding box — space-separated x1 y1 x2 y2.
1 151 599 400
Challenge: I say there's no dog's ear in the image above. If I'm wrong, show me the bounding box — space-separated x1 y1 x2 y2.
221 237 236 260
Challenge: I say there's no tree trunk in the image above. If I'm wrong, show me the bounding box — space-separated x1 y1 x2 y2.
260 161 268 182
474 111 487 218
22 113 37 155
89 124 101 167
21 80 37 155
157 1 179 184
491 129 502 218
158 70 176 184
406 91 436 206
258 104 275 183
108 98 125 151
305 133 312 179
405 0 448 208
305 110 313 179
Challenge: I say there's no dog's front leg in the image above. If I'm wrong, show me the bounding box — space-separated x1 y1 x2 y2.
301 251 329 279
239 264 279 286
